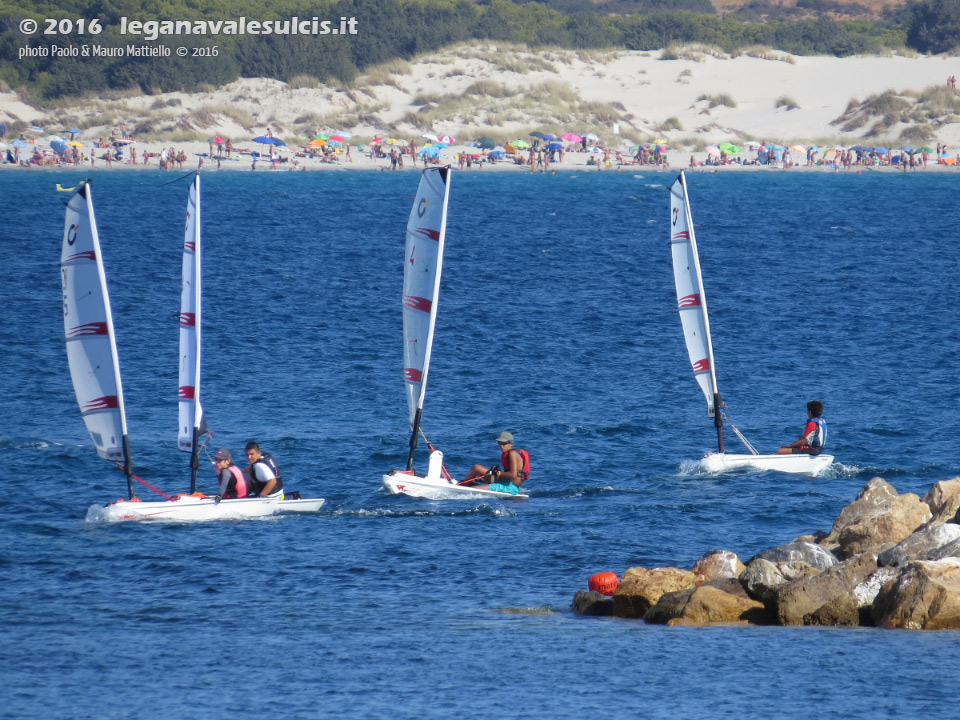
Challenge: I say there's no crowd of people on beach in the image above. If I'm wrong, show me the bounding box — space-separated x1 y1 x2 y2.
4 117 960 173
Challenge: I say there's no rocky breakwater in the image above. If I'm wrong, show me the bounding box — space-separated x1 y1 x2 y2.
572 477 960 629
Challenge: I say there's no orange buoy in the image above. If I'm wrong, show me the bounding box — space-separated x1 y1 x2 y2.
588 571 619 596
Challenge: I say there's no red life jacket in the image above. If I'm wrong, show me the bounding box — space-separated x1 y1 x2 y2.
224 465 248 498
501 448 530 483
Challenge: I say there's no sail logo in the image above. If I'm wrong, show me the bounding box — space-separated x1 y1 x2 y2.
185 240 196 252
179 386 195 399
67 321 108 337
671 230 690 242
692 358 711 373
179 312 196 326
403 295 432 313
65 251 96 262
83 395 119 412
417 198 428 217
411 227 440 242
404 368 423 382
678 293 701 308
672 207 679 226
66 224 79 246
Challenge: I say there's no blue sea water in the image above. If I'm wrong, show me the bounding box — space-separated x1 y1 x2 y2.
1 166 959 719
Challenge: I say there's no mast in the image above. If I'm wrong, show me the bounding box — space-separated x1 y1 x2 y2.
178 174 205 493
61 181 134 498
402 167 451 471
669 171 724 453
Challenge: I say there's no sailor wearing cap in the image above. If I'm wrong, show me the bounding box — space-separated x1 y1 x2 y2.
214 448 249 502
462 431 530 495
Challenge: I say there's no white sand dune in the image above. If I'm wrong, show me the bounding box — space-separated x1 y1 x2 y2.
3 44 959 170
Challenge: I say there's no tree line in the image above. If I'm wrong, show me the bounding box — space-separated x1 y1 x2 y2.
0 0 955 102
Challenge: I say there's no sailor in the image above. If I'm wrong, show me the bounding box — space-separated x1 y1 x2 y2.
244 441 284 497
462 431 530 495
214 448 249 501
777 401 827 456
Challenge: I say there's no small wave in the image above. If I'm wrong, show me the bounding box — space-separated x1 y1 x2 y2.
533 486 617 499
496 606 556 615
327 505 515 519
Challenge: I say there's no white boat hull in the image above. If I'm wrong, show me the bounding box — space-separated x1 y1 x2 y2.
382 470 528 501
700 452 834 477
88 494 325 522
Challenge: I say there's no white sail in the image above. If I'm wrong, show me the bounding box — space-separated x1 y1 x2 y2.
402 167 450 428
669 171 720 418
60 182 129 462
178 175 204 452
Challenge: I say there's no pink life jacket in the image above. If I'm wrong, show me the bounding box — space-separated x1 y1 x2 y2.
225 465 249 498
501 448 530 483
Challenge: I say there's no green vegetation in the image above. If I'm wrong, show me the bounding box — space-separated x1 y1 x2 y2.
0 0 936 102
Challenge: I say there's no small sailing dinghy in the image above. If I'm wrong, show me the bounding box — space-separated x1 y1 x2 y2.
669 171 833 477
382 168 528 500
63 178 323 521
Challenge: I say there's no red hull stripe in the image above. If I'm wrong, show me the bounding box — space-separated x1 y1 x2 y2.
66 321 108 337
405 368 423 382
403 295 432 313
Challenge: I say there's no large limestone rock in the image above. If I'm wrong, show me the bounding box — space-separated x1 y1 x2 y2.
821 478 932 559
802 594 860 626
852 567 901 609
872 558 960 629
877 523 960 567
740 557 822 605
921 477 960 524
644 579 768 626
774 551 879 626
754 541 837 571
691 549 745 586
612 566 696 619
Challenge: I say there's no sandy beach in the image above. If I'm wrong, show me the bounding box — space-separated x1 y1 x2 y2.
3 44 960 170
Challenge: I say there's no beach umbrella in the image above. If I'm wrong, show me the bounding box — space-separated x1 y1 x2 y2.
422 134 438 142
584 133 599 141
900 146 914 153
545 142 563 150
719 142 741 154
65 127 82 140
371 137 384 143
850 145 869 152
744 140 762 148
475 137 495 149
529 131 545 138
917 146 933 153
541 134 557 141
706 145 721 158
420 145 440 158
873 147 889 154
329 134 347 142
50 140 67 155
790 144 807 156
308 139 327 148
561 133 582 142
253 136 286 146
27 126 43 132
513 139 530 149
489 150 505 158
66 141 84 147
46 135 65 145
333 131 352 139
437 135 455 144
385 138 402 145
207 136 225 144
12 139 28 148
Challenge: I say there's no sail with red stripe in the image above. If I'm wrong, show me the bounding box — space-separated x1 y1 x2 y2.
402 167 450 428
60 182 129 462
178 175 205 453
669 171 719 418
